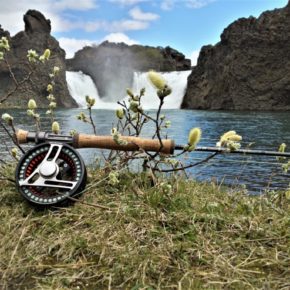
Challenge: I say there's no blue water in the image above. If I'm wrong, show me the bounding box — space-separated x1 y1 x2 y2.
1 108 290 193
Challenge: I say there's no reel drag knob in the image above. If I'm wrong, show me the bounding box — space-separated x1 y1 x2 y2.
15 143 87 206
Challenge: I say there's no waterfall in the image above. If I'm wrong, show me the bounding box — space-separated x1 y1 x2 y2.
66 71 118 109
66 70 191 110
132 71 191 109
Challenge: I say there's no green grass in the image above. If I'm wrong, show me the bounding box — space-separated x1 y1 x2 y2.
0 164 289 289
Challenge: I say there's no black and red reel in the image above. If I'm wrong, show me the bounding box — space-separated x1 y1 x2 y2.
15 143 87 206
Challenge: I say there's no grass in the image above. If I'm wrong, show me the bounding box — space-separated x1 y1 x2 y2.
0 163 289 290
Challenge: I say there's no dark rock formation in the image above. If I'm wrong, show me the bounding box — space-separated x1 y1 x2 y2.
66 41 191 100
0 10 77 108
182 2 290 110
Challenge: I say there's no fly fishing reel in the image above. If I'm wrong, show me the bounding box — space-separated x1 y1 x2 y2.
15 143 87 206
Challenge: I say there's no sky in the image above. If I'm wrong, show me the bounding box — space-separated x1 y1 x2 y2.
0 0 288 64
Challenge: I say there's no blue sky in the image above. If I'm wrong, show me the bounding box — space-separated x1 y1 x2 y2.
0 0 288 62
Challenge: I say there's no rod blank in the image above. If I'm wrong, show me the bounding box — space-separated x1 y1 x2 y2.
194 146 290 158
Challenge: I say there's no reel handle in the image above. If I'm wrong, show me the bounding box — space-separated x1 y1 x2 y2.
16 130 175 154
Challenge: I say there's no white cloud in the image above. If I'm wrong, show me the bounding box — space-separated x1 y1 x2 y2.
0 1 47 34
59 33 139 58
52 0 98 11
160 0 215 10
109 0 149 5
0 0 152 35
102 33 139 45
129 7 159 21
0 0 99 35
79 19 148 32
58 37 97 58
160 0 174 11
189 49 200 66
107 19 149 32
186 0 216 9
0 0 216 37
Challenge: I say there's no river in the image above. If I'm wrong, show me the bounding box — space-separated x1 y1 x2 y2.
1 108 290 193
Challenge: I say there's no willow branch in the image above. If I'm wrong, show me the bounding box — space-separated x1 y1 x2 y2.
0 70 34 104
0 120 25 154
149 152 219 173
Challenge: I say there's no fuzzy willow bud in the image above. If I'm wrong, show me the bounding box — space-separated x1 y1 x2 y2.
28 99 37 110
279 143 286 153
53 66 60 75
116 108 125 119
126 88 134 98
187 128 202 151
148 70 166 90
47 84 53 93
52 121 60 134
43 49 51 60
1 113 13 125
11 148 18 158
49 102 57 109
85 95 96 108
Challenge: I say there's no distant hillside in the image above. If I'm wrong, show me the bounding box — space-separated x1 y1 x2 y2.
182 1 290 111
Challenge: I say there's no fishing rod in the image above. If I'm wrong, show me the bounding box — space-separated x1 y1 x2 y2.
14 129 289 207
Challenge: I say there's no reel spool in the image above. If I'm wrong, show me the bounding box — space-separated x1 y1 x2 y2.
15 143 87 206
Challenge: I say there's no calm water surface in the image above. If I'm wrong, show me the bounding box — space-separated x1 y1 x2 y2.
1 108 290 193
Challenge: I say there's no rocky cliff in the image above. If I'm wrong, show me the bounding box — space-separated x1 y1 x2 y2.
182 2 290 110
66 42 191 100
0 10 77 108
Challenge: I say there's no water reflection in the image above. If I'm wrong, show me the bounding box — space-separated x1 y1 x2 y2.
1 108 290 193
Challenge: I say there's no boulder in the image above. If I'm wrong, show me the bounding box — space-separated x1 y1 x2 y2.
182 1 290 110
0 10 77 108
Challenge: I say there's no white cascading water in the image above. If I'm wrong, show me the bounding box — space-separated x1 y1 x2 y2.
66 70 191 110
132 71 191 109
66 71 118 109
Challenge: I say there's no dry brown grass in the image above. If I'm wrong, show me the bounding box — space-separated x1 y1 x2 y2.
0 164 289 289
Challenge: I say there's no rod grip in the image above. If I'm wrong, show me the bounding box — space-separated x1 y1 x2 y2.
16 129 29 143
74 134 175 154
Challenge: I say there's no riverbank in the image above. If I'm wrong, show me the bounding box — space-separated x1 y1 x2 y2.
0 164 289 289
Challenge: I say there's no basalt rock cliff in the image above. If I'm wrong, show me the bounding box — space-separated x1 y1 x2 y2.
66 42 191 100
0 10 77 108
182 2 290 110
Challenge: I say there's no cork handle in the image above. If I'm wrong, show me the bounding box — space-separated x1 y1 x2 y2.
16 129 29 144
74 134 175 154
15 130 175 154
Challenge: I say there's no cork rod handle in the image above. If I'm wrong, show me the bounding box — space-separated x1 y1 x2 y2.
16 129 29 144
15 130 175 154
74 134 175 154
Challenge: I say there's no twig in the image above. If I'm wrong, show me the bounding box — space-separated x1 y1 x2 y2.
0 63 34 104
88 107 97 135
0 177 15 183
67 196 113 211
150 152 219 172
0 120 25 154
